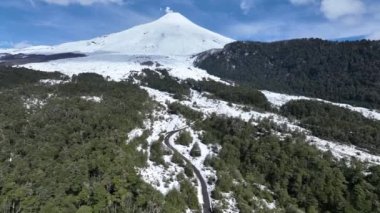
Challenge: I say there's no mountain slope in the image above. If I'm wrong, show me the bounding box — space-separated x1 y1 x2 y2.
9 12 233 56
195 39 380 109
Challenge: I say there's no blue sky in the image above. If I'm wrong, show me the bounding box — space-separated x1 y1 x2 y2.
1 0 380 48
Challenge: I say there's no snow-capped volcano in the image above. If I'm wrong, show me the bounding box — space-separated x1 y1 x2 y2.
10 12 233 56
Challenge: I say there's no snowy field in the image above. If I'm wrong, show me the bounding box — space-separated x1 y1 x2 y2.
20 53 221 82
136 110 187 195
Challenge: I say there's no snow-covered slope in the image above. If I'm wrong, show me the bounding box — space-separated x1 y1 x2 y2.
262 90 380 121
7 12 233 56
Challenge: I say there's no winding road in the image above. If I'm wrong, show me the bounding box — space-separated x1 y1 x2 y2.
164 129 212 213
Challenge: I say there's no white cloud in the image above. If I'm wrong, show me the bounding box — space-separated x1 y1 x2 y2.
165 6 174 14
240 0 254 15
367 31 380 40
0 41 34 49
289 0 316 6
13 41 33 49
320 0 366 20
225 17 380 41
40 0 123 6
226 22 280 39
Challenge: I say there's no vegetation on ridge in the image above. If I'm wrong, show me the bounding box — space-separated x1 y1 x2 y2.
196 39 380 109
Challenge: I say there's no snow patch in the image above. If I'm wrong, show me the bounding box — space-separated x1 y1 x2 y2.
138 160 183 195
127 128 144 143
39 79 69 85
23 97 46 110
262 90 380 121
80 96 102 103
21 54 222 82
308 136 380 164
252 196 277 210
214 192 239 213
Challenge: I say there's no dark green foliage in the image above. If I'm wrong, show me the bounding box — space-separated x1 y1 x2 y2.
281 100 380 154
188 79 271 110
184 164 194 178
211 188 223 200
0 66 66 89
0 68 167 212
72 72 105 83
76 205 93 213
199 114 380 212
171 152 185 167
163 189 187 213
150 140 166 166
190 142 202 157
139 69 190 99
215 171 233 192
175 131 193 146
196 39 380 109
180 180 200 211
162 180 200 212
168 102 203 121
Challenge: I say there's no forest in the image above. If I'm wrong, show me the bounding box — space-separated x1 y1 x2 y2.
2 66 380 213
191 113 380 213
195 39 380 109
280 100 380 155
137 69 190 100
0 68 197 212
136 69 271 111
186 79 271 111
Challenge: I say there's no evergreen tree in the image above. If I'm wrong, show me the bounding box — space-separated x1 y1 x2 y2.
176 131 193 146
190 142 202 157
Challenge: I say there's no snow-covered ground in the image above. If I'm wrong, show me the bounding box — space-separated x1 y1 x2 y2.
23 96 49 111
262 90 380 121
168 130 217 207
136 109 187 195
80 96 102 103
133 99 217 211
126 128 144 144
214 192 239 213
144 87 301 130
39 79 69 85
308 136 380 164
143 87 380 165
21 53 221 82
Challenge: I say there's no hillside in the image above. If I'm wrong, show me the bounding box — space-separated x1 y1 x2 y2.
2 13 380 213
1 67 380 213
195 39 380 109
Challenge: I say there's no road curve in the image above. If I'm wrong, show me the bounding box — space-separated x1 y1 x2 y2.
164 129 212 213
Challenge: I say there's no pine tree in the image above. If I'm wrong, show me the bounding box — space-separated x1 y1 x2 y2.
176 131 193 146
190 142 201 157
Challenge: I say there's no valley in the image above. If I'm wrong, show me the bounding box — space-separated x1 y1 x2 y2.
1 11 380 213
